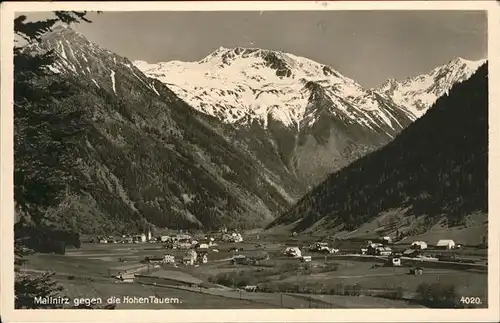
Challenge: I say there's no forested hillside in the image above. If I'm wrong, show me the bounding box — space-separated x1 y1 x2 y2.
269 63 488 234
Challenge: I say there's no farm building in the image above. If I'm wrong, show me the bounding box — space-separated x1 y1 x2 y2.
182 257 194 266
197 242 210 249
403 249 420 258
244 285 258 292
197 251 208 263
301 256 312 263
436 239 456 250
283 247 302 258
177 234 193 241
160 235 171 242
375 246 392 256
409 267 424 275
411 241 428 250
382 236 392 244
164 253 175 264
174 242 192 250
231 255 248 265
367 243 384 255
109 263 150 277
135 270 203 288
118 272 135 283
144 256 164 264
183 250 197 265
309 242 331 253
231 233 244 243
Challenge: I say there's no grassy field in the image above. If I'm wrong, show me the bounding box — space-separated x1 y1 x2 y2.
23 239 488 309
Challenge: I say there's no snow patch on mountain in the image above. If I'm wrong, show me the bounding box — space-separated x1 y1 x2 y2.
92 79 100 89
375 57 486 118
110 70 117 94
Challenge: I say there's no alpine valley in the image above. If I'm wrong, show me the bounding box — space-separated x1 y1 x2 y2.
20 26 485 235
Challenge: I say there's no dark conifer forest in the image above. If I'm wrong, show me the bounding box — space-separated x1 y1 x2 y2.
269 64 488 233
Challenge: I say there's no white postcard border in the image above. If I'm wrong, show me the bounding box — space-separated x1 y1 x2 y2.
1 1 499 322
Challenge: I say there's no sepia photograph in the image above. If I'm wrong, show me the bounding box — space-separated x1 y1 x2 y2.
1 1 498 322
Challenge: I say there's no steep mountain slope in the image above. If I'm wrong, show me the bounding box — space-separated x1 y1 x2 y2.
375 57 486 118
268 64 488 240
134 47 416 185
22 26 304 233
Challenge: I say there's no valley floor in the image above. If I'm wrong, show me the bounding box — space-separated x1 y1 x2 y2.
20 236 488 309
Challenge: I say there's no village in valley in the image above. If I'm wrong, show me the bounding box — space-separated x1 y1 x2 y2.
22 225 488 309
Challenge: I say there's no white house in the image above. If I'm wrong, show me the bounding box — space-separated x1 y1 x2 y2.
160 235 171 242
163 253 175 264
411 241 428 250
301 256 312 263
436 239 455 249
198 243 209 249
284 247 302 258
140 234 147 242
231 233 243 243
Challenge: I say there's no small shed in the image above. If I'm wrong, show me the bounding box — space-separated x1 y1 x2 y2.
391 257 401 266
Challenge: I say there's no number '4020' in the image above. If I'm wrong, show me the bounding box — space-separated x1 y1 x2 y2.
460 297 482 305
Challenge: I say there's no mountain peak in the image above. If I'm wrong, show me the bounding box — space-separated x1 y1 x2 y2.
375 56 486 119
199 46 276 64
446 56 487 70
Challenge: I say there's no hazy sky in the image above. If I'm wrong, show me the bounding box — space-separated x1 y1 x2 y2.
23 10 487 88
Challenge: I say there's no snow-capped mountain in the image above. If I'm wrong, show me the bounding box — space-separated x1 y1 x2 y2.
134 47 417 185
134 47 416 133
24 26 313 232
26 25 163 99
375 57 486 118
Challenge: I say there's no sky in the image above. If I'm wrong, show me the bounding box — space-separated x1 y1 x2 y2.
21 10 487 88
